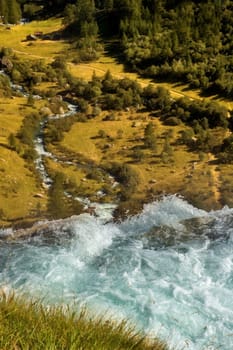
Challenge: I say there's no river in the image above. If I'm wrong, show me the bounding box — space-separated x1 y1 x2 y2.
1 195 233 350
1 70 233 350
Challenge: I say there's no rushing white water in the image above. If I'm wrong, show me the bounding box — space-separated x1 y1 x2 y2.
0 195 233 349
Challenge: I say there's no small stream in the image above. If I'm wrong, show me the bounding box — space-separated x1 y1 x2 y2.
34 103 77 187
1 69 78 188
1 69 116 213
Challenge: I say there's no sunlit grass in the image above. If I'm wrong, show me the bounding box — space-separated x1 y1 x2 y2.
0 292 169 350
0 18 68 61
68 51 233 110
0 96 46 224
60 110 202 204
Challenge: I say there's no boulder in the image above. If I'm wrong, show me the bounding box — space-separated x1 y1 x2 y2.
1 56 13 70
142 215 231 249
40 106 52 116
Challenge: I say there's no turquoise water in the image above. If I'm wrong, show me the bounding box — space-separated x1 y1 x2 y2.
0 196 233 349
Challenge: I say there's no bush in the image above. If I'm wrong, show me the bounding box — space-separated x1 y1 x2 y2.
98 129 106 138
76 113 88 122
164 116 182 126
103 113 116 121
86 168 103 181
109 163 139 198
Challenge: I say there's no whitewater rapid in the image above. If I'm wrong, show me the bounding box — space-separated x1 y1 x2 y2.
0 196 233 349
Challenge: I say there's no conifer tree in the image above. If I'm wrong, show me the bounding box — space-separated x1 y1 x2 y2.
1 0 21 23
0 0 7 22
104 0 113 10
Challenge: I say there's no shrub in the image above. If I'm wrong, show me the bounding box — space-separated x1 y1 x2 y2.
103 113 116 121
86 168 103 181
109 163 139 198
164 116 182 126
76 113 88 122
98 129 106 138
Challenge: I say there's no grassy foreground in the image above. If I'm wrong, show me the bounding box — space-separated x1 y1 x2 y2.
0 292 168 350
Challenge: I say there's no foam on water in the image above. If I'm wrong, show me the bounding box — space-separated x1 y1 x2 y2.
0 196 233 350
120 195 207 234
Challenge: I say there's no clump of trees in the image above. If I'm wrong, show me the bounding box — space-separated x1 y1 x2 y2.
108 162 139 201
0 0 21 24
118 0 233 98
10 112 41 161
0 73 12 96
144 122 157 151
54 0 232 97
0 50 74 92
47 172 83 219
63 0 103 62
69 70 142 111
8 0 233 98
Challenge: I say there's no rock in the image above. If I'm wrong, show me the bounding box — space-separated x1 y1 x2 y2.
59 106 65 114
132 121 141 127
26 34 37 41
150 179 157 184
50 95 63 103
84 206 97 216
40 106 52 116
1 56 13 70
33 193 44 198
142 215 231 249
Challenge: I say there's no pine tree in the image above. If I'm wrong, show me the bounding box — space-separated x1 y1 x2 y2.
104 0 113 10
6 0 21 24
48 173 69 219
144 122 157 151
0 0 7 23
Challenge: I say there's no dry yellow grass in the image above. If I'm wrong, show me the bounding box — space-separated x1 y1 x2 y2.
61 110 205 203
0 148 43 222
0 18 69 61
0 96 47 224
0 97 24 143
62 122 102 162
60 105 229 211
0 96 44 143
68 52 233 110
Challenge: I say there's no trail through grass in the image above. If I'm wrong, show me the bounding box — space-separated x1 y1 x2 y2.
68 50 233 111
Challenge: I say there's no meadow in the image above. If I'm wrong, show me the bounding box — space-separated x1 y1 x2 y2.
0 17 232 224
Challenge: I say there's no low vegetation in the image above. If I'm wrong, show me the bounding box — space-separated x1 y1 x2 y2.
0 95 47 225
0 292 168 350
1 2 233 348
0 1 233 223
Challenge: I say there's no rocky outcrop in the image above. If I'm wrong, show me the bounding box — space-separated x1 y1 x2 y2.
0 56 13 71
0 215 85 242
142 214 232 249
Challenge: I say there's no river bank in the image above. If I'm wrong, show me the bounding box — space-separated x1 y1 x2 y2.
1 196 233 349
